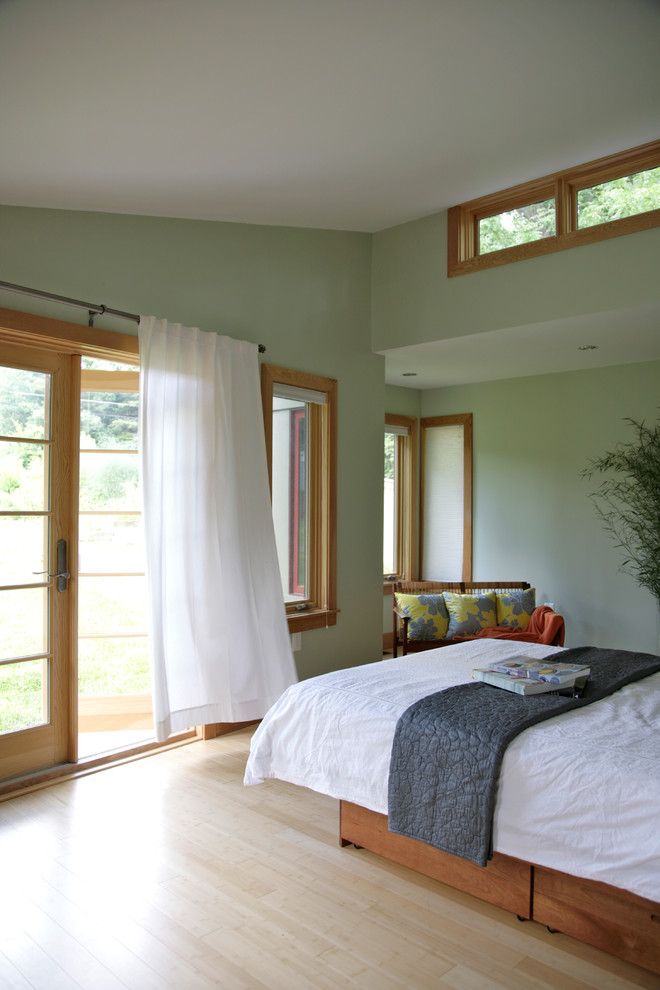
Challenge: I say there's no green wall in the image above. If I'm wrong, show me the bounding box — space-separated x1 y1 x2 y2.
421 360 660 653
3 203 658 667
372 209 660 350
0 205 385 679
385 383 421 419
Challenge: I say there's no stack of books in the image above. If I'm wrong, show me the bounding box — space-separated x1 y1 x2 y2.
472 656 590 695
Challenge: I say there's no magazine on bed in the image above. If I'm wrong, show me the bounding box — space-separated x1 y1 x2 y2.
483 655 591 685
471 669 564 695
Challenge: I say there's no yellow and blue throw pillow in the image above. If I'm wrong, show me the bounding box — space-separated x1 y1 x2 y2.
496 588 536 630
444 592 497 638
395 593 449 641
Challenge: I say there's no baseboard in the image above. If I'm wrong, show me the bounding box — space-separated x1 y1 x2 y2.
200 720 259 741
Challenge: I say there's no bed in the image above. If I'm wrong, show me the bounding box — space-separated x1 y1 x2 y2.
244 640 660 974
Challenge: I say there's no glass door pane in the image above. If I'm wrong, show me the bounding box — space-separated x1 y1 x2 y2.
0 365 50 718
0 348 73 781
0 659 48 734
77 363 153 758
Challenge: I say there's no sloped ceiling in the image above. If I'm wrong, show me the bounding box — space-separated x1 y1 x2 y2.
0 0 658 231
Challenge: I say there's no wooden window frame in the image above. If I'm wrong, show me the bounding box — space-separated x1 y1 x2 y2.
383 414 418 593
448 140 660 277
419 414 472 582
261 364 337 634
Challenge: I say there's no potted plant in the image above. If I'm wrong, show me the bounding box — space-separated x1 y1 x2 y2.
584 417 660 621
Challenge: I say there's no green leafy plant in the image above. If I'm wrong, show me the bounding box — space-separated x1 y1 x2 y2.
583 417 660 602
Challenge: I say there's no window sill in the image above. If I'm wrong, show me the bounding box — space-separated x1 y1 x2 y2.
286 608 338 633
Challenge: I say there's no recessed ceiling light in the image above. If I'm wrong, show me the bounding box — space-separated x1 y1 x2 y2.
402 371 417 377
577 344 599 351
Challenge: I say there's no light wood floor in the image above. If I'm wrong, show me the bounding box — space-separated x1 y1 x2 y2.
0 730 658 990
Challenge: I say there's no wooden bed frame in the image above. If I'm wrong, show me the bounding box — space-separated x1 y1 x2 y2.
339 801 660 976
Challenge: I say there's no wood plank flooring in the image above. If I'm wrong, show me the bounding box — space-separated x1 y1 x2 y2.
0 729 658 990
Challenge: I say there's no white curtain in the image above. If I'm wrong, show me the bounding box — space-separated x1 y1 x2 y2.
138 316 297 741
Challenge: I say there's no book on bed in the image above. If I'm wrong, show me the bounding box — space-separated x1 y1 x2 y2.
472 668 568 694
483 656 590 685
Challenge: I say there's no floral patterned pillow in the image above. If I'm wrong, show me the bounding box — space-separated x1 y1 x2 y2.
394 593 449 641
444 592 497 638
496 588 536 630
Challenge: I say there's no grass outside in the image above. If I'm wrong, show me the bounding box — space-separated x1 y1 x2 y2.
0 639 151 735
0 659 45 733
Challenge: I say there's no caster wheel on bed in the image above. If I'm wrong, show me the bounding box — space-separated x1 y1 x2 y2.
546 926 560 935
516 915 527 923
352 843 363 849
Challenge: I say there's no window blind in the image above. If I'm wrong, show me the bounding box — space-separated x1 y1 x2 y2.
273 383 327 405
422 423 464 581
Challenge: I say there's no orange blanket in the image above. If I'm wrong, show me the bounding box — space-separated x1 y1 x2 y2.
455 605 565 647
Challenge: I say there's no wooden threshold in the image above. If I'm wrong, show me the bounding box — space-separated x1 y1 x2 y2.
0 731 197 802
0 716 263 801
200 720 259 740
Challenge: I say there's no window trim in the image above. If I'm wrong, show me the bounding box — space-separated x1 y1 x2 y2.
419 414 472 582
383 413 418 592
448 140 660 277
0 306 140 362
261 363 337 634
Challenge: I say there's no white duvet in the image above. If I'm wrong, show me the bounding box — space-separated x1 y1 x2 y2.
245 640 660 901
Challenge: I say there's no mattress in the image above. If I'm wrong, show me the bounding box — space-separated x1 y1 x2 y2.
244 639 660 901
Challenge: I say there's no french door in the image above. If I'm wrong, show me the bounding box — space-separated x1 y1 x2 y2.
0 342 77 780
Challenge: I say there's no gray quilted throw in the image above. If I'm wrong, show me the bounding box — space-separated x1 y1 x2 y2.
388 646 660 867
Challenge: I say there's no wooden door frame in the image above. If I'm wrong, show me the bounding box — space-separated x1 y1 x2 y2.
0 342 78 778
0 307 178 791
0 304 140 774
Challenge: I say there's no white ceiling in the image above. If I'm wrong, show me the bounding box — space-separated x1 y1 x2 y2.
0 0 658 232
382 304 660 389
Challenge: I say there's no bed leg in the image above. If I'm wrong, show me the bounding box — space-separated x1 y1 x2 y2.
339 837 351 847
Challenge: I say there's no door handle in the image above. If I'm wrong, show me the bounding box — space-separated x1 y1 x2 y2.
33 539 70 591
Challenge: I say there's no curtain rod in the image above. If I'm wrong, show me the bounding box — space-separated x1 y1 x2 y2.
0 278 267 353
